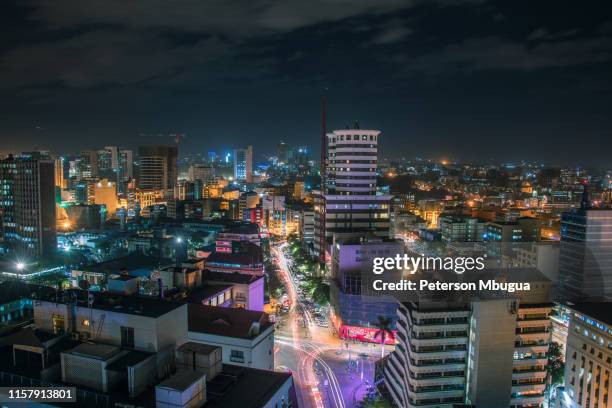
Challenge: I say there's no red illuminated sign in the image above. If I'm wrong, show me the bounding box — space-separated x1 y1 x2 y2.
339 324 397 345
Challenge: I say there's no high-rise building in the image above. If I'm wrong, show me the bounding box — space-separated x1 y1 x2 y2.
93 179 118 219
119 149 133 179
79 150 98 179
0 154 56 257
289 147 310 175
330 236 403 340
188 163 215 185
54 157 65 189
138 145 178 194
239 191 260 220
97 146 117 177
103 145 119 170
293 181 305 200
277 141 288 164
558 303 612 408
314 127 391 260
384 270 553 408
558 206 612 301
234 145 253 183
116 148 133 195
261 194 286 235
300 209 315 245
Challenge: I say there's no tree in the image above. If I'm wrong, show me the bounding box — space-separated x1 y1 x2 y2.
302 275 329 305
373 316 395 359
547 341 565 386
310 281 330 305
357 388 393 408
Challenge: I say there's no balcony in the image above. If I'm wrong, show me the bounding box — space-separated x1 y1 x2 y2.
409 362 466 374
510 395 545 406
515 345 548 355
408 370 466 387
411 331 469 340
384 366 406 403
410 310 470 321
410 349 467 360
410 336 468 347
386 359 405 386
412 323 469 333
384 374 406 408
407 387 465 400
518 306 553 315
513 357 548 367
511 383 546 394
516 319 551 329
512 369 547 380
515 332 550 342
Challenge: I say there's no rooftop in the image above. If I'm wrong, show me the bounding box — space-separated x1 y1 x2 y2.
0 327 64 349
205 364 292 408
39 290 185 318
186 285 233 304
67 343 120 361
203 271 264 284
106 350 154 371
108 274 140 281
206 248 263 267
157 369 206 392
177 341 219 355
0 281 56 304
571 302 612 326
221 222 260 235
80 253 170 275
188 304 272 339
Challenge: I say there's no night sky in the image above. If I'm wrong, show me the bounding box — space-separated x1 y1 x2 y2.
1 1 611 166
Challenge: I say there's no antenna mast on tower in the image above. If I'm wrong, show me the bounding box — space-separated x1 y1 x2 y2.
318 94 328 263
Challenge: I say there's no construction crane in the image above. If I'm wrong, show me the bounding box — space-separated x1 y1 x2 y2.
169 133 186 147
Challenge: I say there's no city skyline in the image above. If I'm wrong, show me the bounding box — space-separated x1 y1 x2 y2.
1 1 612 165
1 2 612 408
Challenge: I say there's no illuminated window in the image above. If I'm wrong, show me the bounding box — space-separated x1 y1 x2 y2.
82 319 90 327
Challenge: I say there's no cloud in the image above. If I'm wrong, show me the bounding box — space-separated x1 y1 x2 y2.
2 0 427 90
370 20 413 44
527 27 581 42
0 28 233 89
408 34 612 73
25 0 417 36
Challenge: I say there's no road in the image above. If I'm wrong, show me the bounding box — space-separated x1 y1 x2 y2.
272 243 382 408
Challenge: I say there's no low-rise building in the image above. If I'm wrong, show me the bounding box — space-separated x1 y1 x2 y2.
438 214 485 242
215 222 260 253
205 246 264 276
186 285 233 308
202 270 264 311
187 304 275 371
0 288 290 407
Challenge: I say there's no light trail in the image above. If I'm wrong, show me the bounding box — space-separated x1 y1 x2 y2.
276 338 345 408
274 244 315 327
273 241 345 408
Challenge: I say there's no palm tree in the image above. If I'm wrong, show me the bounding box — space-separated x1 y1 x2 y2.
373 316 395 358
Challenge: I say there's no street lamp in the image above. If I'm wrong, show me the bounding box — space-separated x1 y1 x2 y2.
16 262 25 271
175 237 183 244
